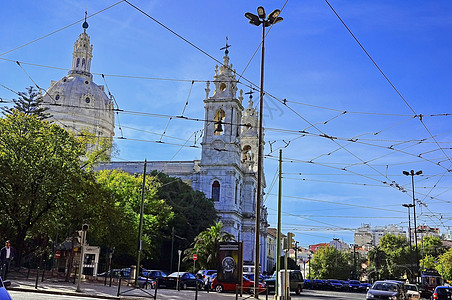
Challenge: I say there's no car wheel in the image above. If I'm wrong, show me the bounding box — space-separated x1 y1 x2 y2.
296 285 302 295
215 285 224 293
182 283 187 290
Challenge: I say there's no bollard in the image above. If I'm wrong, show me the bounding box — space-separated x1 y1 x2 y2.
35 266 40 289
104 271 107 286
236 284 239 300
266 286 269 300
109 270 112 287
154 280 158 300
27 266 30 279
117 275 122 297
41 261 45 282
195 279 198 300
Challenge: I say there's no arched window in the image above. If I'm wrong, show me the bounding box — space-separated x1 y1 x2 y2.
76 58 80 68
82 58 86 68
212 180 220 201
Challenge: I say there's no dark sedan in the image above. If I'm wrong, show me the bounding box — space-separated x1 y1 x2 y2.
158 272 203 290
366 280 406 300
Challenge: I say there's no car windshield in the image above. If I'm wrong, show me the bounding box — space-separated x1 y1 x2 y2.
372 282 398 292
350 280 360 284
168 272 185 277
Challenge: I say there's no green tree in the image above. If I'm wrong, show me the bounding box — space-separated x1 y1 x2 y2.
2 86 50 120
0 112 85 259
183 222 235 270
93 169 174 262
421 236 445 259
150 171 218 270
379 234 412 279
368 246 387 280
310 246 353 279
437 248 452 281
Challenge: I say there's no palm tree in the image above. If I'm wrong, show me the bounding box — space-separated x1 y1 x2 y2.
184 221 235 270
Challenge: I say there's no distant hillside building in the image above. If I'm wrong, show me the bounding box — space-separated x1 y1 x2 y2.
47 21 270 271
354 224 406 246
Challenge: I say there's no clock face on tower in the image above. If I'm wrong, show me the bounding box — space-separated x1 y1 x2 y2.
222 256 236 272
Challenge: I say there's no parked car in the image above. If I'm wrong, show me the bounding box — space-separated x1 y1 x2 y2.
141 270 167 285
0 277 12 300
360 282 372 292
348 280 361 292
366 280 406 300
404 283 420 299
158 272 203 290
211 275 265 294
312 279 327 290
431 286 451 300
263 270 304 295
243 273 266 283
327 279 345 291
97 268 152 288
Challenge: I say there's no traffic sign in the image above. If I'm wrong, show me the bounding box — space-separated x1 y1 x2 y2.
55 250 61 258
193 254 197 261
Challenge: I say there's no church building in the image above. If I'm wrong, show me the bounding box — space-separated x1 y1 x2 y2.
42 21 269 271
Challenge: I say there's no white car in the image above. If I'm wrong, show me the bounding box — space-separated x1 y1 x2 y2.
405 284 420 299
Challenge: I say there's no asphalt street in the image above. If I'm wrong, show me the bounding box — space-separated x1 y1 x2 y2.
8 289 368 299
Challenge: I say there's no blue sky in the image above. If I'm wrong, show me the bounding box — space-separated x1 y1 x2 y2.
1 0 452 248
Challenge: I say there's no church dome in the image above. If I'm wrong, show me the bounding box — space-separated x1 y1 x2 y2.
43 22 114 141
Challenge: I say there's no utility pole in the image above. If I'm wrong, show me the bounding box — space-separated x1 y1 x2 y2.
135 159 147 286
275 149 283 297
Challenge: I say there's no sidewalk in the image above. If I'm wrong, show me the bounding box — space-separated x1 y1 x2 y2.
8 278 156 299
7 278 261 299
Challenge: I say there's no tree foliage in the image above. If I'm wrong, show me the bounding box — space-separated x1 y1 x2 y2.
421 236 445 258
437 248 452 281
150 171 218 270
93 169 174 262
0 112 85 258
310 246 353 279
2 86 50 120
183 222 235 270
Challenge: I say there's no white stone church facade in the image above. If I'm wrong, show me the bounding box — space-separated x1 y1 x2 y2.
42 22 269 271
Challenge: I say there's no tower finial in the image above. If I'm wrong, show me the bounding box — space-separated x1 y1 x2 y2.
82 10 89 31
220 36 231 56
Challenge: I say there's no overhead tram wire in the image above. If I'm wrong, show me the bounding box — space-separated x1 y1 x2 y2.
3 57 452 120
102 74 124 139
159 80 195 142
0 1 125 57
324 0 452 168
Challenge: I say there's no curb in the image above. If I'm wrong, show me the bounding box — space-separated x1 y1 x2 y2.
8 286 120 299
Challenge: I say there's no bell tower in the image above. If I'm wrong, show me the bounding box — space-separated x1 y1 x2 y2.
198 49 244 239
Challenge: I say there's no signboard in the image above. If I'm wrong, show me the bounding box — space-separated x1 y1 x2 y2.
217 242 243 284
193 254 197 261
55 250 61 258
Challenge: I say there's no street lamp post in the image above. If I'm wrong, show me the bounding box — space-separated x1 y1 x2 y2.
403 169 422 281
294 241 299 269
307 254 312 279
402 204 414 247
402 203 414 282
245 6 283 298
